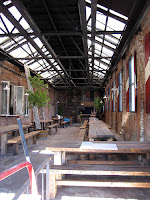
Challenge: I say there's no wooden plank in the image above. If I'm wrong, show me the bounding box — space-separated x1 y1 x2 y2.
67 160 142 165
49 173 57 199
47 123 59 128
49 164 150 176
8 130 40 144
57 180 150 188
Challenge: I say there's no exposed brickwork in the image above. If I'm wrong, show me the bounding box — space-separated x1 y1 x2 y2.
104 8 150 141
0 61 55 126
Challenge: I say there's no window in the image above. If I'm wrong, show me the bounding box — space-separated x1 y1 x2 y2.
1 81 10 115
109 86 111 111
129 55 136 112
145 32 150 113
119 71 122 112
113 81 115 112
24 93 29 116
15 86 24 115
1 81 25 115
106 89 108 111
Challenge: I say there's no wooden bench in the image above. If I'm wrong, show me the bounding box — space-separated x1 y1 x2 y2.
47 123 59 135
61 121 69 128
78 129 86 141
7 130 40 156
49 164 150 199
80 120 88 129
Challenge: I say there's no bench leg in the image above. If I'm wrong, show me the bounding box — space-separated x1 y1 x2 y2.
1 133 7 156
33 136 36 144
49 173 57 199
48 128 51 135
55 126 58 132
13 143 18 156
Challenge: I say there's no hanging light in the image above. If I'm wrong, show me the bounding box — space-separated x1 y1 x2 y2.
3 85 10 90
24 92 29 96
103 95 107 99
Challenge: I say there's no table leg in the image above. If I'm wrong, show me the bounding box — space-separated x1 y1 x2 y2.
54 151 62 179
146 153 150 165
1 133 7 156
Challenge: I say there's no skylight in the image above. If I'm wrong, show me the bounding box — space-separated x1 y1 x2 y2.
85 1 127 79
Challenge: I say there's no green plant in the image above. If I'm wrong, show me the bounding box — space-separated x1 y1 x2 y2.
57 103 64 116
94 96 104 112
27 75 50 109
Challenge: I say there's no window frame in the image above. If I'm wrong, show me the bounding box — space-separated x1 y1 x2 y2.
119 71 122 112
113 80 115 112
128 55 136 112
24 92 29 117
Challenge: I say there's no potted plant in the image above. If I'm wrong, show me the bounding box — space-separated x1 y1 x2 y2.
27 74 50 130
94 96 104 119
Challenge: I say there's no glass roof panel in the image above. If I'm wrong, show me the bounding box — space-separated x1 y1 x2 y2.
105 35 119 45
96 20 105 31
12 28 19 33
0 36 9 44
29 62 40 70
86 6 91 21
8 6 21 21
100 63 109 70
102 47 114 56
95 43 102 51
19 18 30 30
107 16 126 31
0 14 14 32
101 58 110 64
3 0 12 6
33 38 43 49
104 40 116 49
95 36 103 43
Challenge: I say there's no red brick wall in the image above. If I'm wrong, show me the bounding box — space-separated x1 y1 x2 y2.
0 61 55 126
104 8 150 141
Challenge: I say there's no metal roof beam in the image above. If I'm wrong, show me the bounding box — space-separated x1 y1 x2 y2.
11 0 72 87
91 0 97 84
78 0 89 84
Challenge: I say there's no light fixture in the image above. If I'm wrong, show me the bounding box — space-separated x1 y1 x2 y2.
3 85 10 90
111 86 119 91
24 92 29 96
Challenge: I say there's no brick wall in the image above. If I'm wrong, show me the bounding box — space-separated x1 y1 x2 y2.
55 89 101 122
104 8 150 141
0 61 55 126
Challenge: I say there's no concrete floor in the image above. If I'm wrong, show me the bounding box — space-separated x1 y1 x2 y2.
0 123 150 200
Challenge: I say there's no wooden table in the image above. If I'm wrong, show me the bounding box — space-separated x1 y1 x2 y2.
32 119 54 130
0 124 31 156
46 141 150 166
89 118 114 141
40 119 53 129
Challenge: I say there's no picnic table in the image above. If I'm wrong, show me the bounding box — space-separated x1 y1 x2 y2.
40 119 53 129
47 140 150 198
46 141 150 165
0 124 32 156
88 118 114 141
32 119 54 130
